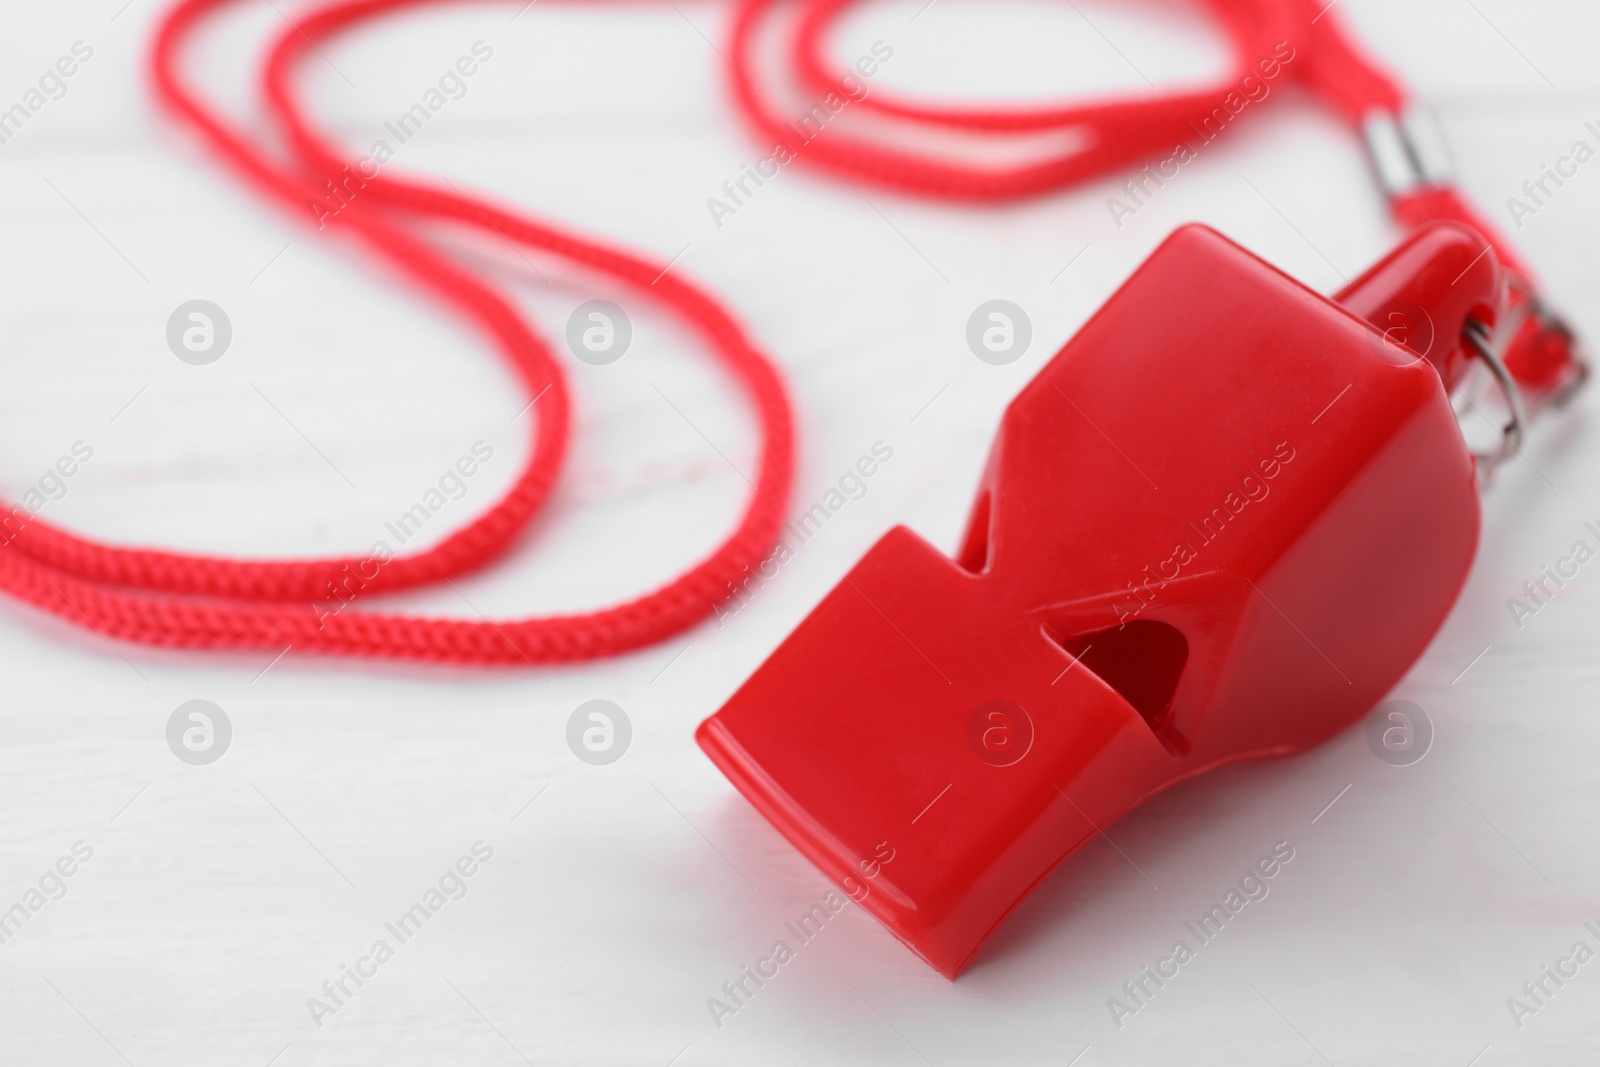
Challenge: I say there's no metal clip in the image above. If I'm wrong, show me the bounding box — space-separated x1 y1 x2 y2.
1362 107 1456 198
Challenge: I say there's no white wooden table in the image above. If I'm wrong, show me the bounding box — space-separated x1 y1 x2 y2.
2 1 1598 1063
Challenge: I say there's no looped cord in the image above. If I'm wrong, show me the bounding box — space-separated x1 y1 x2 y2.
0 0 795 665
730 0 1581 403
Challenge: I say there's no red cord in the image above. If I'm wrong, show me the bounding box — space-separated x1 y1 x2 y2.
0 0 1577 664
730 0 1304 199
0 0 795 664
730 0 1580 398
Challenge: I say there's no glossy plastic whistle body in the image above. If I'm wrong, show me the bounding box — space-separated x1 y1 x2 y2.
698 224 1496 978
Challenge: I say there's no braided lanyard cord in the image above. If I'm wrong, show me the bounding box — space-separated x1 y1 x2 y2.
0 0 794 664
0 0 1580 664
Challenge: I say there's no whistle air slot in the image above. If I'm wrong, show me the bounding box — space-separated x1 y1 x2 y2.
1058 621 1189 751
957 491 993 573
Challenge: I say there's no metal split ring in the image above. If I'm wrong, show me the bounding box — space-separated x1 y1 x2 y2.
1462 318 1527 479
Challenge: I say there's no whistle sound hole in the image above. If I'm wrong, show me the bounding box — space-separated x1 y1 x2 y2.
1059 621 1189 750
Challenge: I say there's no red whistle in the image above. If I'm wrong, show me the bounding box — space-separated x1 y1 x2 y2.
698 222 1509 978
